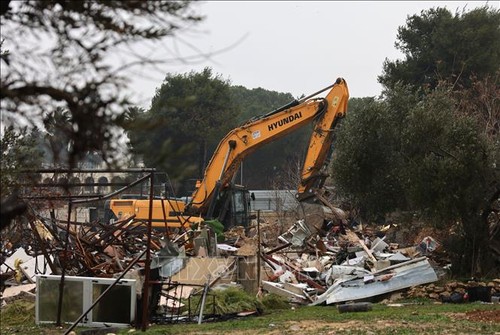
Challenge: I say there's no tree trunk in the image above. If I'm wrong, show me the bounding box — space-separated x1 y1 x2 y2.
460 212 495 278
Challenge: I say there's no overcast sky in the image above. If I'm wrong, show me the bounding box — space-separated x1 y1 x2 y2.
127 1 495 108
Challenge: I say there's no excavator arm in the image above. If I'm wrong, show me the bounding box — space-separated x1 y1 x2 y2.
297 77 349 200
187 77 349 216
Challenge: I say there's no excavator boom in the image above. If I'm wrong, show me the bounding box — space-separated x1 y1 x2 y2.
188 78 349 215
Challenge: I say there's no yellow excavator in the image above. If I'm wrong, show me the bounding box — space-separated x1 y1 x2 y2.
109 78 349 230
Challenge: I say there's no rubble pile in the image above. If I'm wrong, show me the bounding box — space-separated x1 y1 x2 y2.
1 202 498 329
255 211 445 305
0 213 251 326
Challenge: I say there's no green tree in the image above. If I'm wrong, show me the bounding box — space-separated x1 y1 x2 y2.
229 86 308 189
331 96 409 218
331 83 498 276
334 5 500 276
125 68 239 194
0 0 203 168
0 126 43 229
402 86 496 276
379 6 500 92
230 86 295 123
1 126 43 194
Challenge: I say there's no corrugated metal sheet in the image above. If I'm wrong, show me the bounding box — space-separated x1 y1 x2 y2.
311 257 438 305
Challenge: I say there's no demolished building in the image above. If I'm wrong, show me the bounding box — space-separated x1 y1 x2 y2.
2 170 498 333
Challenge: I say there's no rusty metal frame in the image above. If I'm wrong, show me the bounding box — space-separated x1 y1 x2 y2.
20 168 157 331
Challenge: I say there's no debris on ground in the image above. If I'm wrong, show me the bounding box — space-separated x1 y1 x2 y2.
1 197 499 329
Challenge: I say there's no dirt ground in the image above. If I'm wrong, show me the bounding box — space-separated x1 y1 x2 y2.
1 301 500 335
229 316 500 335
223 306 500 335
461 309 500 322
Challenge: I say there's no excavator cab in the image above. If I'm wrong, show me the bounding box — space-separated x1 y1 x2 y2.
208 184 253 230
229 186 253 228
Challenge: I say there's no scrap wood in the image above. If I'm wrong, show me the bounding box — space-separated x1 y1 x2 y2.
164 285 195 300
313 189 347 224
90 260 113 271
359 239 377 263
371 256 430 275
33 220 53 241
263 254 325 293
34 218 62 243
265 242 292 255
261 280 309 303
159 294 185 309
261 253 279 271
302 290 316 303
272 255 302 273
343 230 361 244
1 283 36 303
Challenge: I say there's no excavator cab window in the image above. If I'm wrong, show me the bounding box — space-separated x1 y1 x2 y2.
231 188 249 228
209 185 251 231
